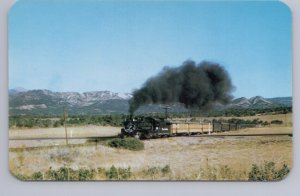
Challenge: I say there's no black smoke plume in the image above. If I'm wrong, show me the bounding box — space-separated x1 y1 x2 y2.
129 60 234 114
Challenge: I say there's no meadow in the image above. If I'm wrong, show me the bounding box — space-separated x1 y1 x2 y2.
9 113 293 181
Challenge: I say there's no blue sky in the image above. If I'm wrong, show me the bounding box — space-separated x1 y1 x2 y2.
9 0 292 98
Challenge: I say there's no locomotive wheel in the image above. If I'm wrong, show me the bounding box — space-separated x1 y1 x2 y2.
142 133 151 140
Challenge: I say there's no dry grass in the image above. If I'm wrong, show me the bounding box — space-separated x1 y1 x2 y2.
223 126 292 135
9 131 292 180
203 113 293 126
9 113 293 180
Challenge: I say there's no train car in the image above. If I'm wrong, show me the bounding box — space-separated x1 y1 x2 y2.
170 122 212 135
120 116 212 139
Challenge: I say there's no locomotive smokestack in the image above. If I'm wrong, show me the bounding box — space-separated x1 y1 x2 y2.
129 60 235 114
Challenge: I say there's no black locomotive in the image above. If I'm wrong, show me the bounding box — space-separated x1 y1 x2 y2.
120 116 172 139
120 115 253 139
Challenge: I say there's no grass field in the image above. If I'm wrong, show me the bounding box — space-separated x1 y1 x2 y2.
205 113 293 126
9 113 293 181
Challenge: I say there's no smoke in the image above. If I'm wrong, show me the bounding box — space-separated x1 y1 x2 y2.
129 60 234 114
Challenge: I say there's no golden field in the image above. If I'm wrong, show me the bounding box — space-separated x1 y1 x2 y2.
9 113 293 181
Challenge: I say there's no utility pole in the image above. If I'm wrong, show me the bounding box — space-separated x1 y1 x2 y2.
64 107 68 145
162 106 170 119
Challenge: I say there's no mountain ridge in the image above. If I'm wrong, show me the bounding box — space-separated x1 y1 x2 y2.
9 88 292 115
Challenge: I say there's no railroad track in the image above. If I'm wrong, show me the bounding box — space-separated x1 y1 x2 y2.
8 133 292 140
8 135 117 140
189 133 293 137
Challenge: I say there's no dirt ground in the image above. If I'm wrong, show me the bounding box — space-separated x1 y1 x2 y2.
9 125 121 148
9 125 121 139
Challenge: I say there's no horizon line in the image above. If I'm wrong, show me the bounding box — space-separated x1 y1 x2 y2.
8 87 292 99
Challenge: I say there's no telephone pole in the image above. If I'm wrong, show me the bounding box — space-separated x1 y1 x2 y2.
162 106 170 119
64 107 68 145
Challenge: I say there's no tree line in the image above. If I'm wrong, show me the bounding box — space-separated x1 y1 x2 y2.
9 115 126 128
9 106 291 128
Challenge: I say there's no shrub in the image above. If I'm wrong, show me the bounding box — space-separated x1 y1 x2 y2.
45 167 69 180
108 138 144 151
270 120 283 125
262 121 270 126
105 165 131 180
44 167 97 181
105 165 118 180
145 167 160 176
161 165 171 175
32 172 43 180
14 167 97 181
118 167 131 180
248 162 290 181
142 165 172 179
78 168 95 181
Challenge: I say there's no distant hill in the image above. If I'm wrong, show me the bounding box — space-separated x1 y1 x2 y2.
229 96 292 109
9 89 132 115
9 88 292 116
9 87 28 95
266 97 293 106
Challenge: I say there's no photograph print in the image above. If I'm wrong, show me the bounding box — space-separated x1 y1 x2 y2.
9 0 292 181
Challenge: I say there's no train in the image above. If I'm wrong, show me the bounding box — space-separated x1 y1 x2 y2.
120 116 214 139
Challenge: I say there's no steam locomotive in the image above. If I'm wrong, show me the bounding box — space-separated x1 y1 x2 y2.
120 117 172 139
120 116 213 139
